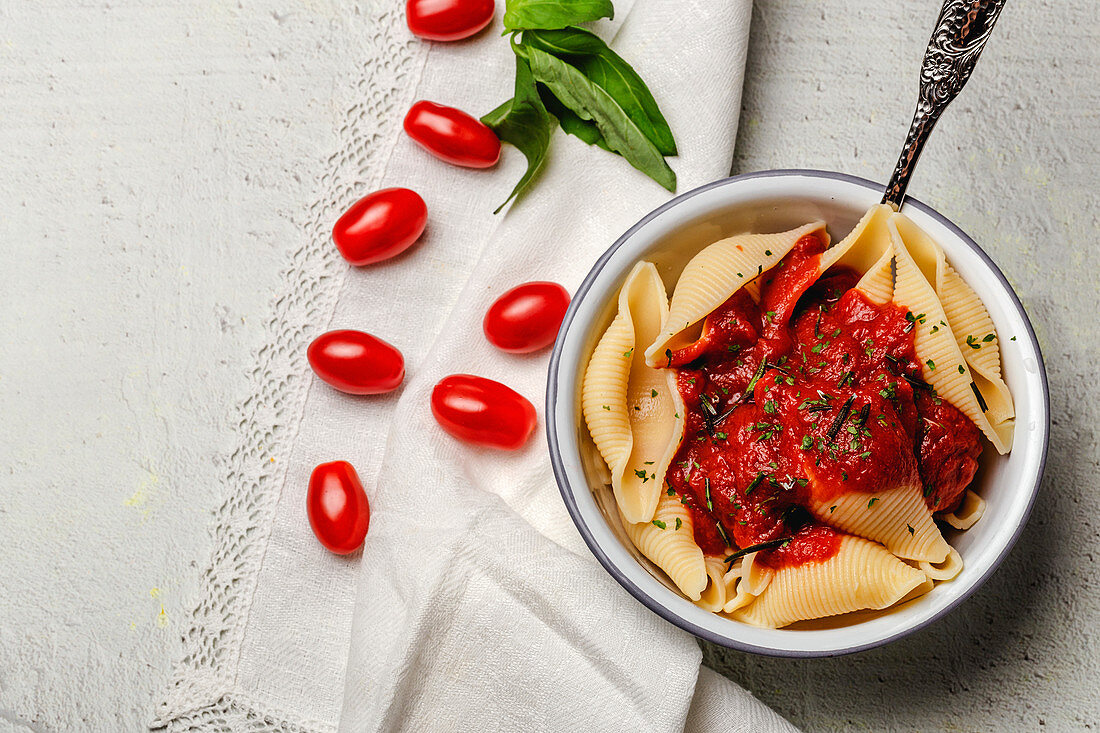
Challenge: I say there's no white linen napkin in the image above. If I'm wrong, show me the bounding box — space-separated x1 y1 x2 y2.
154 1 798 730
335 1 798 730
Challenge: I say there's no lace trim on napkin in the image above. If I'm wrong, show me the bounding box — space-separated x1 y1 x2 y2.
152 7 427 730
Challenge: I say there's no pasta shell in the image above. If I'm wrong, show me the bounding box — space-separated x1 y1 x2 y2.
809 483 950 563
892 215 1013 427
819 202 896 275
890 218 1013 453
644 222 827 366
732 534 927 628
697 556 736 612
942 489 986 531
721 551 774 614
582 261 686 523
919 547 964 581
621 492 707 600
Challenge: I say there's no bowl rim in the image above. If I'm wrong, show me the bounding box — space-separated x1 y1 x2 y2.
545 168 1050 657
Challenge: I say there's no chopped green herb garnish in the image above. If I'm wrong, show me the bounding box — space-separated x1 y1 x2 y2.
623 348 634 357
651 388 658 398
652 519 666 529
907 523 915 535
868 497 878 508
675 517 682 530
926 359 936 370
800 435 813 450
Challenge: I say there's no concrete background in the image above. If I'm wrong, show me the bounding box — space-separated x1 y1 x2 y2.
1 1 1096 731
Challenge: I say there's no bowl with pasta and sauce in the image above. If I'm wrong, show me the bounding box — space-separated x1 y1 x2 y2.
546 170 1048 656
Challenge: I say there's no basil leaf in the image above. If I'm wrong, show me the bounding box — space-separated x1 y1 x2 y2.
538 85 611 152
481 98 513 127
524 27 676 155
481 56 557 213
521 45 676 191
503 0 613 31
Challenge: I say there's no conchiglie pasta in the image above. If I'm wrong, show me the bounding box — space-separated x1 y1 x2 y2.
695 553 776 613
696 557 737 612
891 215 1013 428
854 248 895 305
819 203 895 275
808 483 951 563
732 534 927 629
721 551 774 614
942 489 986 531
644 222 827 366
939 264 1013 422
622 492 706 600
818 203 896 304
582 261 685 523
890 219 1013 453
582 205 1010 630
919 547 964 581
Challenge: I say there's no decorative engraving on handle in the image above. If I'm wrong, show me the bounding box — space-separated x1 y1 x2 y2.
882 0 1008 206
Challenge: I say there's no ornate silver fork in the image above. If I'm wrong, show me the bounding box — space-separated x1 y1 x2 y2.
882 0 1008 207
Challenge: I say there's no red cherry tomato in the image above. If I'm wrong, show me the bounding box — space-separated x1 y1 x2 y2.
483 281 570 353
403 100 501 169
307 330 405 395
307 461 370 555
332 188 427 266
406 0 494 41
431 374 537 450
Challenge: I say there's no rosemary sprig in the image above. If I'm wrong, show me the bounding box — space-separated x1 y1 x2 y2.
970 381 989 412
724 537 790 565
737 358 769 405
826 395 855 442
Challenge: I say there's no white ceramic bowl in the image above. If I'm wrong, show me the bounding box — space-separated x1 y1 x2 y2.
546 170 1049 657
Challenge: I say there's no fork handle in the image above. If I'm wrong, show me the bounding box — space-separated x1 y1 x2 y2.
882 0 1008 207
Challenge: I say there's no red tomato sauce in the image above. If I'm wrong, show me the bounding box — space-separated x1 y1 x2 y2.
662 232 982 570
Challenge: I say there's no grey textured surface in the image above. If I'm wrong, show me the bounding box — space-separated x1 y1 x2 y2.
707 2 1100 731
0 1 1096 731
0 1 361 730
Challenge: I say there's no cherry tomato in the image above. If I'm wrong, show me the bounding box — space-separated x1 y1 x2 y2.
307 461 370 555
431 374 537 450
332 188 427 266
403 101 501 169
483 281 570 354
406 0 494 41
307 330 405 395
